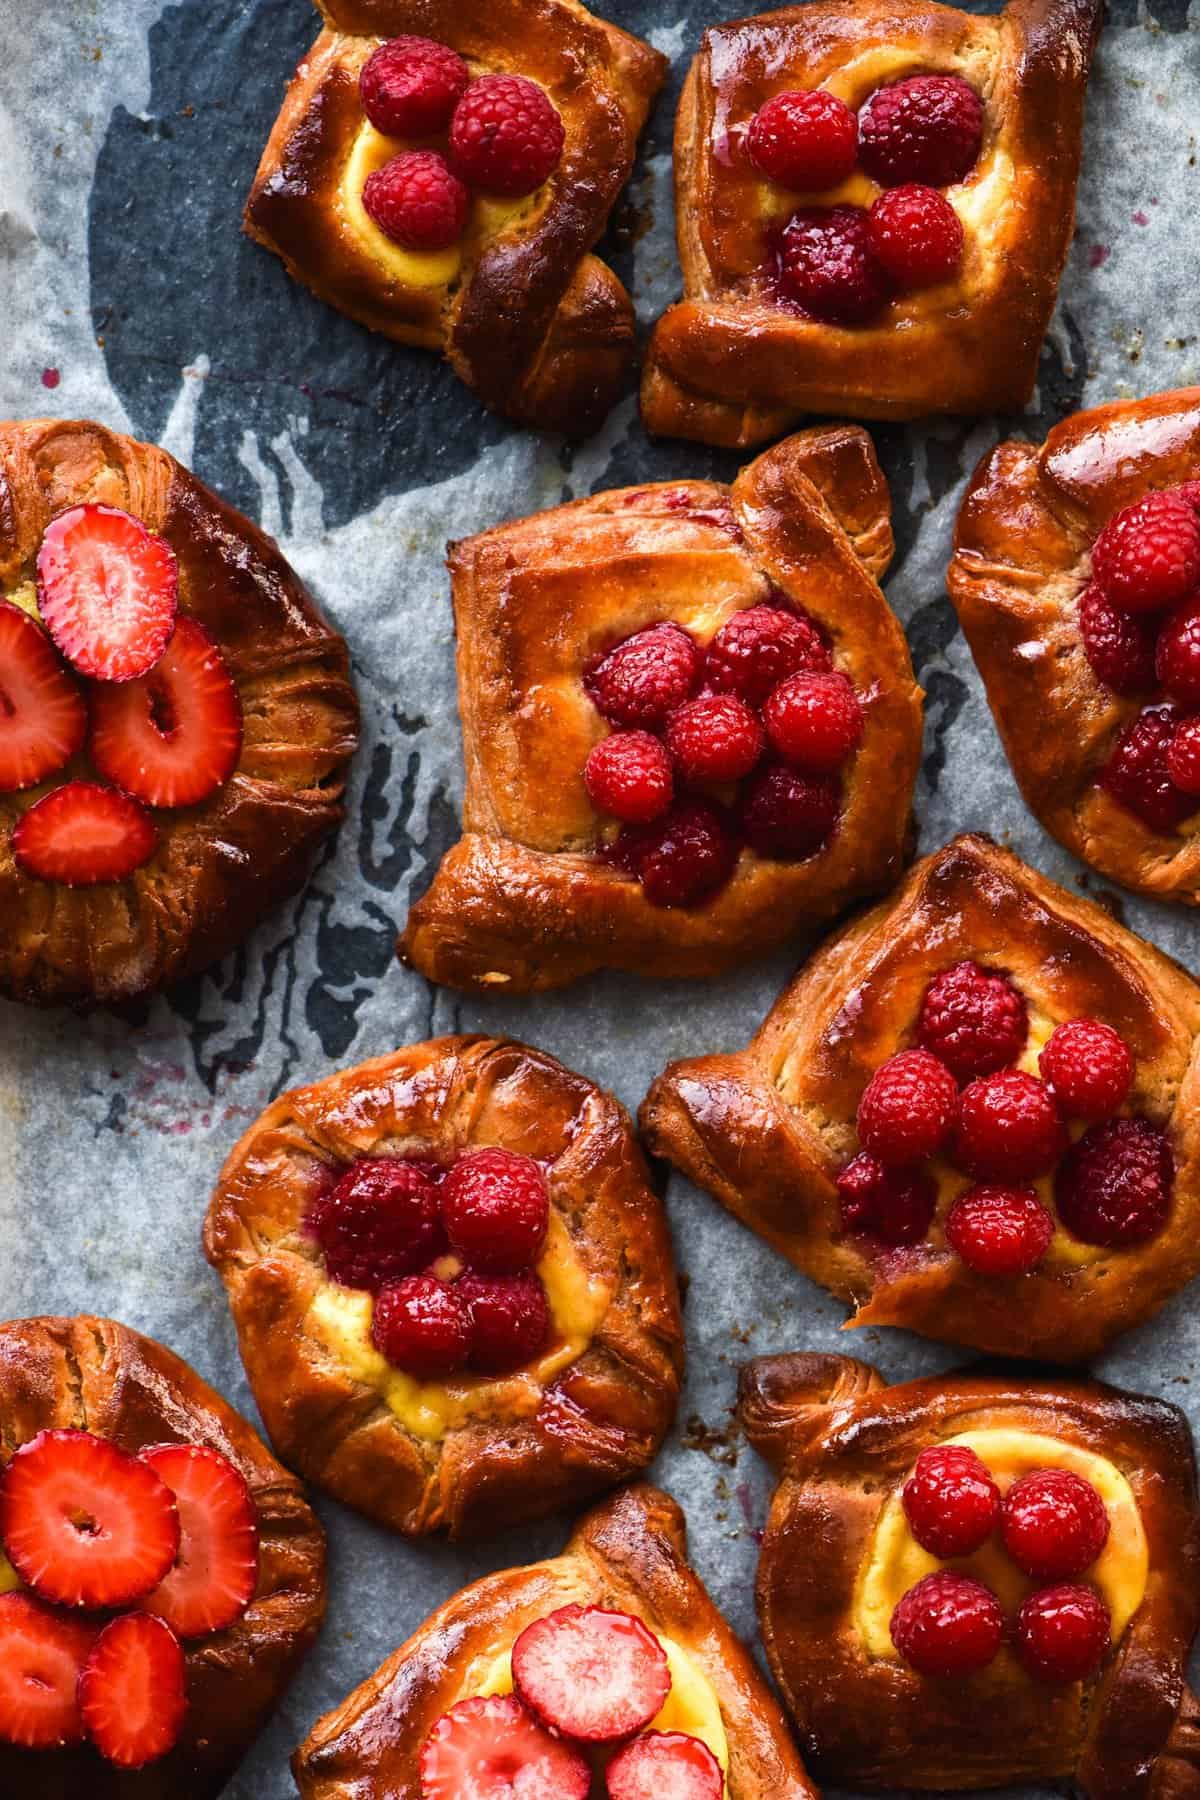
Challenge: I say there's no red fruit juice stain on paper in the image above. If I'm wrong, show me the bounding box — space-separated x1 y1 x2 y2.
41 367 61 389
1088 244 1111 269
1132 210 1150 227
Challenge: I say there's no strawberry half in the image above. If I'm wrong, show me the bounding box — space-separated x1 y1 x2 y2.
0 1429 180 1610
606 1732 725 1800
36 503 178 682
419 1696 590 1800
0 602 87 793
12 781 157 886
90 615 243 808
512 1604 671 1743
0 1592 95 1750
139 1443 259 1639
79 1612 187 1770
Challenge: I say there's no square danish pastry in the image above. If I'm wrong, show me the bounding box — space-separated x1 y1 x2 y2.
245 0 666 435
641 0 1103 449
399 426 922 993
642 834 1200 1363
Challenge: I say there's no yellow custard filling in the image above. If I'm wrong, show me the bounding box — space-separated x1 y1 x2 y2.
855 1429 1149 1662
4 580 39 619
0 1556 18 1596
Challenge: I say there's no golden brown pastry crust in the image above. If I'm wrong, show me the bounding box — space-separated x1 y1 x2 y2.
641 833 1200 1363
641 0 1103 448
245 0 666 435
0 1315 327 1800
398 426 922 993
204 1036 684 1538
740 1353 1200 1798
0 419 359 1008
291 1481 818 1798
950 387 1200 905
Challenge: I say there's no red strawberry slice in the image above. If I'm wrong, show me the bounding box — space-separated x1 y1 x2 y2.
12 781 158 886
512 1604 671 1743
0 602 87 793
37 503 178 682
419 1695 590 1800
607 1732 725 1800
0 1429 180 1610
139 1443 259 1638
79 1612 187 1770
0 1592 95 1750
90 615 243 808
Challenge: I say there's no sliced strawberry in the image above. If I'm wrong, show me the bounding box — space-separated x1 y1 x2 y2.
607 1732 725 1800
0 602 86 793
36 503 178 682
0 1592 95 1750
139 1444 259 1638
79 1612 187 1770
0 1429 179 1610
419 1695 590 1800
512 1604 671 1743
12 781 157 886
90 615 243 808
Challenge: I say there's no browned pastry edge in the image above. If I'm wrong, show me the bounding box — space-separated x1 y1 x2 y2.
291 1481 818 1798
738 1354 1200 1798
0 1315 327 1800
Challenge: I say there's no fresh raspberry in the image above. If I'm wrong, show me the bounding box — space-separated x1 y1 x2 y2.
1055 1117 1173 1247
746 88 859 191
762 670 864 771
776 205 892 324
512 1605 671 1742
449 74 565 197
889 1572 1004 1678
741 762 841 859
585 623 701 729
1091 492 1200 614
1155 597 1200 705
362 150 469 251
665 694 764 785
309 1157 443 1291
458 1271 551 1374
371 1275 472 1377
1078 585 1158 696
902 1445 1001 1558
703 603 831 705
858 75 984 188
954 1071 1066 1182
836 1152 936 1246
1176 479 1200 513
1101 705 1197 832
612 799 739 907
945 1184 1055 1277
584 731 673 823
1014 1584 1111 1685
441 1147 549 1274
867 184 964 288
856 1049 958 1166
918 961 1028 1082
1168 716 1200 795
358 35 470 138
1039 1019 1134 1121
1001 1470 1110 1581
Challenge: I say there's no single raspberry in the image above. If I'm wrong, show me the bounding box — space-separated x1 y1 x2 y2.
857 1049 959 1166
309 1157 443 1292
1155 597 1200 705
762 670 864 771
1101 705 1197 832
945 1185 1055 1277
1168 716 1200 795
1039 1019 1134 1121
585 623 700 729
889 1572 1004 1678
746 88 859 191
1015 1584 1111 1685
703 604 831 704
1001 1470 1110 1581
612 799 739 908
371 1275 472 1377
902 1445 1001 1558
362 150 469 251
665 694 764 785
741 762 841 859
458 1271 551 1374
918 961 1028 1082
836 1152 936 1246
441 1148 549 1274
358 35 470 138
1091 492 1200 614
584 731 673 823
867 184 964 288
858 75 984 188
1078 585 1158 696
954 1071 1066 1183
449 74 565 197
776 205 892 324
1055 1117 1173 1247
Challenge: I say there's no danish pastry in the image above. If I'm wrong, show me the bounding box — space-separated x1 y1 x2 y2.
245 0 666 435
0 1314 326 1797
204 1035 684 1538
641 0 1102 448
291 1481 818 1799
399 426 922 993
641 833 1200 1363
0 418 358 1008
739 1352 1200 1797
950 387 1200 905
